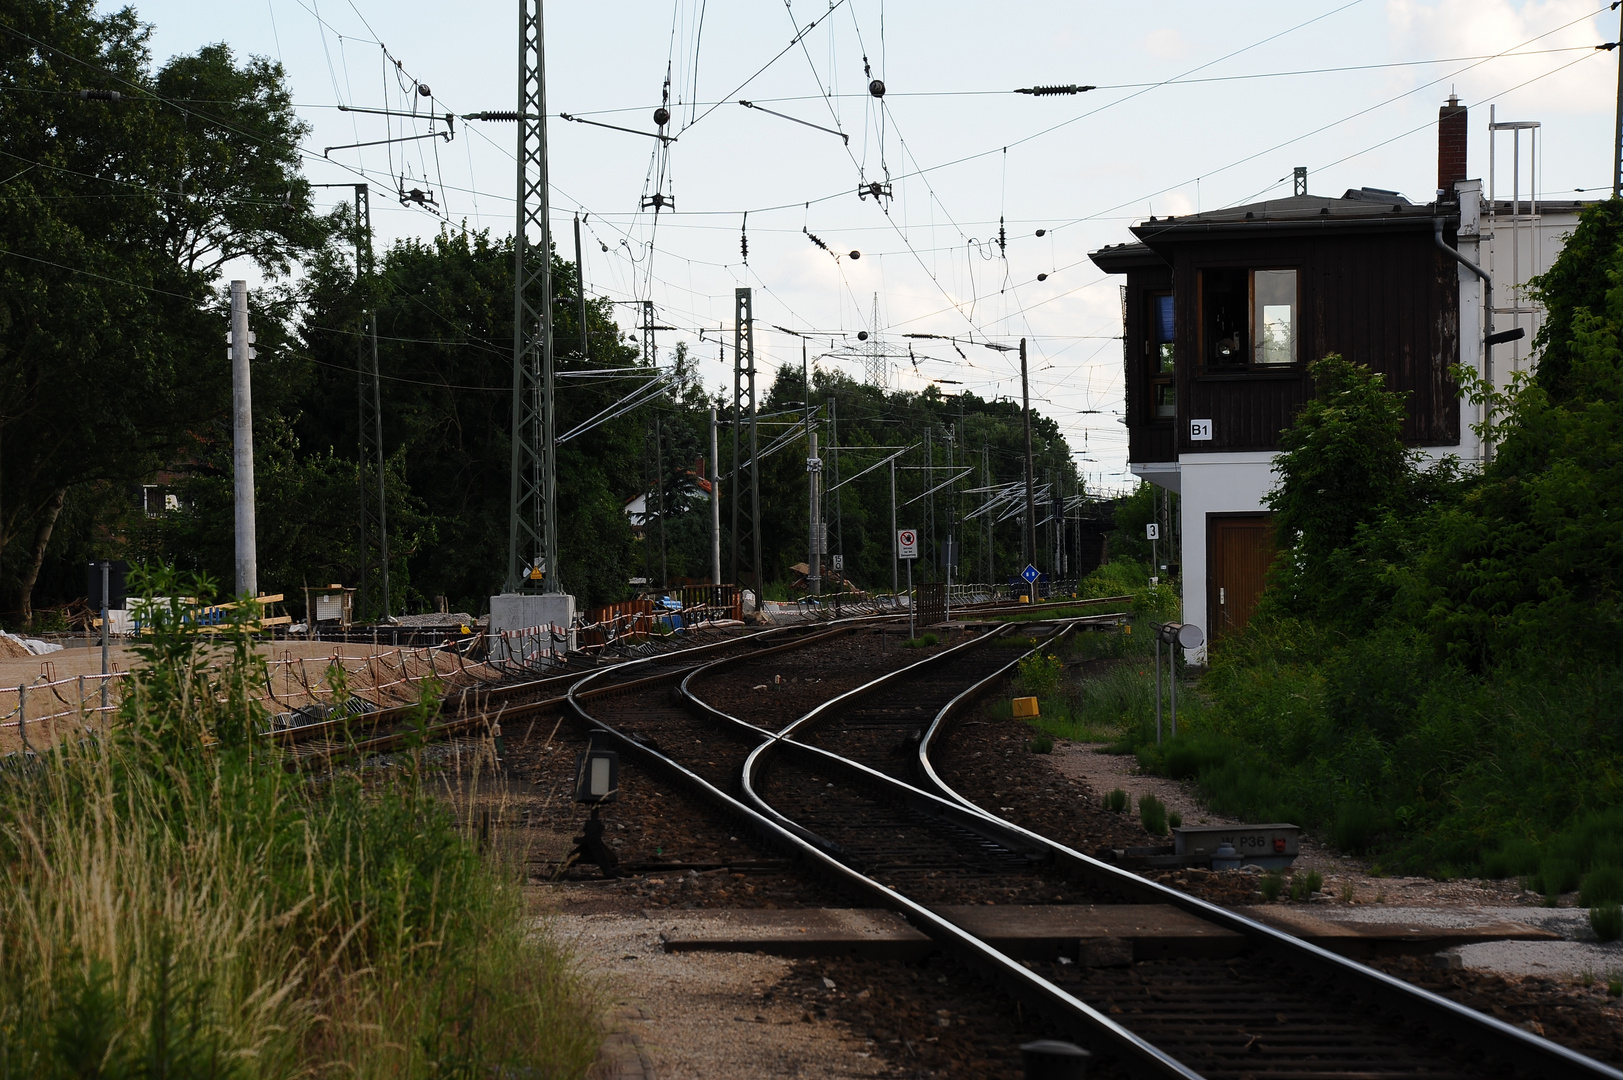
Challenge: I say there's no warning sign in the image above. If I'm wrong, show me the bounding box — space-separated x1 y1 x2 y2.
897 529 919 560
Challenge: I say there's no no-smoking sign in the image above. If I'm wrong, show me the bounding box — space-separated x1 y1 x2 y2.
897 529 919 559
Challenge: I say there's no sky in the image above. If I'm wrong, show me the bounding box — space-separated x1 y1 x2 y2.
101 0 1623 493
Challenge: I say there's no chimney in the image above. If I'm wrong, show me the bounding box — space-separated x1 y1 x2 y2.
1437 94 1468 199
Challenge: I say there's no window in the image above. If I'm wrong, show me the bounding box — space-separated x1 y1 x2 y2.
1200 268 1298 370
1146 292 1176 419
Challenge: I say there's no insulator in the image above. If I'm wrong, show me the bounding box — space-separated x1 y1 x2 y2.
741 234 749 262
805 229 828 251
654 106 670 127
998 217 1007 256
77 89 122 102
869 79 886 98
475 110 520 121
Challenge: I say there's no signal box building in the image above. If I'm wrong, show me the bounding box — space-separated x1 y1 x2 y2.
1089 97 1588 658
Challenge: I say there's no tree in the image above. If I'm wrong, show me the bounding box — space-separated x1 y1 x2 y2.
0 0 325 624
1267 354 1415 571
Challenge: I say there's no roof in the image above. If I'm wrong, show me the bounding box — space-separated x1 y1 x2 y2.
1131 189 1442 239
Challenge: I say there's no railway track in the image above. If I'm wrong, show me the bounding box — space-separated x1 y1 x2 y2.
569 614 1619 1079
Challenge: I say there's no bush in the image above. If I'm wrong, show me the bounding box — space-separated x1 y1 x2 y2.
1168 811 1183 829
1581 866 1623 908
1259 872 1284 901
1590 904 1623 943
1139 794 1168 836
1330 803 1382 855
1027 733 1054 754
1535 856 1582 898
1104 788 1129 812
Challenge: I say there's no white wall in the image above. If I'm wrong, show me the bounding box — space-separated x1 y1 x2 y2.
1160 451 1278 664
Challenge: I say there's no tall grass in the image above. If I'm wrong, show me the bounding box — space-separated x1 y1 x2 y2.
0 567 600 1077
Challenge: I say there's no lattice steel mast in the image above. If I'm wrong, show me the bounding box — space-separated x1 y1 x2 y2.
730 288 761 596
506 0 559 593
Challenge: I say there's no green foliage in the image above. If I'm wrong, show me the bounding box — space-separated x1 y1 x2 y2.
0 566 600 1075
903 632 941 648
1104 788 1129 813
1026 733 1054 754
1168 811 1182 829
1259 872 1284 901
0 2 326 623
1138 793 1168 836
1529 198 1623 397
1267 354 1414 574
1590 904 1623 944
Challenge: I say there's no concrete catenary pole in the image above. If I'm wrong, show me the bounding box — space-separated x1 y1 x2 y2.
230 280 257 597
709 405 721 584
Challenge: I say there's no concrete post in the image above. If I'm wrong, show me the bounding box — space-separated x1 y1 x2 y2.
230 280 257 597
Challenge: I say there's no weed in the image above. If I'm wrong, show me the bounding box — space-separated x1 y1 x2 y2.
1168 811 1183 830
1260 872 1284 901
1590 904 1623 943
1580 969 1596 988
1104 789 1129 813
903 632 941 648
1289 870 1324 901
1339 881 1356 903
1017 652 1064 698
1027 734 1054 754
1611 980 1623 998
1138 794 1168 836
0 565 602 1076
1581 866 1623 908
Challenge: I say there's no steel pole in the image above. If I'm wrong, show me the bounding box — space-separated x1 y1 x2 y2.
573 213 589 359
709 405 721 584
1020 338 1036 581
890 457 899 600
808 431 821 597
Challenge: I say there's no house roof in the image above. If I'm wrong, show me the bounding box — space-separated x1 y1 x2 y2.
1128 189 1445 243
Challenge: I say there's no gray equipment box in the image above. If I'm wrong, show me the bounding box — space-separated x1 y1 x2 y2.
1173 824 1300 870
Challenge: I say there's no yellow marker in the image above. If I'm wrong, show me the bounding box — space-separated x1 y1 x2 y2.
1012 696 1040 718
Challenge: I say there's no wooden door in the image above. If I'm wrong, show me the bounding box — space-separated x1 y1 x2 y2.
1208 514 1274 638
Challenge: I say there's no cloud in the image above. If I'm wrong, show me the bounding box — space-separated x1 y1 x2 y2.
1385 0 1613 115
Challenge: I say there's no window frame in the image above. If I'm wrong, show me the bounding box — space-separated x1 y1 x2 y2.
1196 266 1303 375
1144 290 1176 423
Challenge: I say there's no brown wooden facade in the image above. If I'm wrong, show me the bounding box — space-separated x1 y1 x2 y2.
1093 195 1462 464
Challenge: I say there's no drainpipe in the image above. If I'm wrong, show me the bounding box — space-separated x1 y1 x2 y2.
1434 217 1496 463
